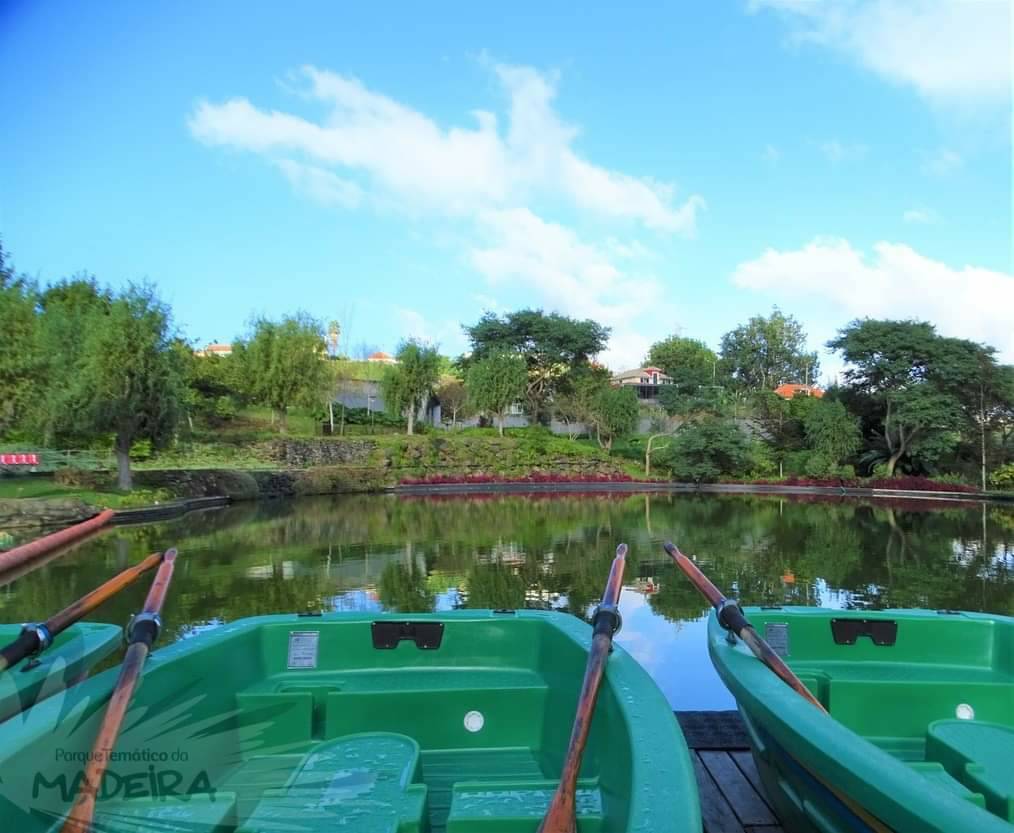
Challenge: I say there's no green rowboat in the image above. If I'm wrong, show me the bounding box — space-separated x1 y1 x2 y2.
0 610 701 833
710 607 1014 832
0 621 120 724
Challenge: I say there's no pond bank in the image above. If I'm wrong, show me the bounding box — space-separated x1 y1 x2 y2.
2 469 1011 541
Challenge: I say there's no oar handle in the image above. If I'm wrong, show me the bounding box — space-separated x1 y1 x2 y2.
590 542 626 638
0 551 166 673
662 541 825 712
539 543 628 833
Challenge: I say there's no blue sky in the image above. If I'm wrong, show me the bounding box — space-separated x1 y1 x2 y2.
1 0 1011 377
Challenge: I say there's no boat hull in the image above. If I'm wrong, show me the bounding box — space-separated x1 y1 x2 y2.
0 610 701 833
709 607 1014 833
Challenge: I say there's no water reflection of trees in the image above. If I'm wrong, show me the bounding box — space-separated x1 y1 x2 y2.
0 494 1009 635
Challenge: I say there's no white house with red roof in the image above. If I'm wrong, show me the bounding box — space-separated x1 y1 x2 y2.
610 366 674 401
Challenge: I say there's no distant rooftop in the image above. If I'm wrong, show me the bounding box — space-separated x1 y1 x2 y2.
774 383 823 399
197 343 232 357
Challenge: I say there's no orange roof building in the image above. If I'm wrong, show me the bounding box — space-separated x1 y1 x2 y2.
774 383 823 399
367 351 398 364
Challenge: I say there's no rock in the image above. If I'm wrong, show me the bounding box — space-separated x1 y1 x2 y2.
0 498 98 529
263 439 376 468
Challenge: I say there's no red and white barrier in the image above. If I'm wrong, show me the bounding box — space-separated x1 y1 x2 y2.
0 453 40 465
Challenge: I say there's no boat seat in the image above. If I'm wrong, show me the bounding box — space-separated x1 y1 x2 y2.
244 667 546 694
446 779 604 832
46 793 237 833
237 732 428 833
926 720 1014 822
906 762 986 809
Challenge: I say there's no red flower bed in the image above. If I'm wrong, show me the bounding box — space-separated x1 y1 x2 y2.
743 475 976 493
399 472 652 486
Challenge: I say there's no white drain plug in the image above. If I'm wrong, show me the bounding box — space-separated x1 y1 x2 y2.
464 710 485 733
955 703 975 720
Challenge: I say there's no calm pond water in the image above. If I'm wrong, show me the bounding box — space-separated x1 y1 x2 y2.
2 493 1012 710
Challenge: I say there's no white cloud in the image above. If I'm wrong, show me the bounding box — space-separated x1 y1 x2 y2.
468 208 670 370
190 61 700 367
901 207 937 224
762 144 781 164
732 237 1014 360
275 159 363 207
189 63 702 233
395 308 466 354
921 147 964 176
820 140 868 163
750 0 1012 106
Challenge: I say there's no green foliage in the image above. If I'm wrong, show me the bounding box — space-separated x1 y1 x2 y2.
591 386 639 450
463 309 609 420
72 284 184 488
990 463 1014 489
804 399 861 464
466 562 526 609
235 312 328 431
435 376 470 426
829 319 987 475
659 418 751 481
377 561 434 613
381 340 441 435
0 243 41 439
333 359 388 382
177 346 246 427
647 335 720 392
720 307 818 390
53 466 105 488
552 365 610 438
465 352 527 435
31 277 113 445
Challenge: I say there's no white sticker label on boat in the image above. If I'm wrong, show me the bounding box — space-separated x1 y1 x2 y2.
287 631 320 669
765 623 790 658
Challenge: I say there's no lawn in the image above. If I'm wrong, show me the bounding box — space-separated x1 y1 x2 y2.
0 477 170 508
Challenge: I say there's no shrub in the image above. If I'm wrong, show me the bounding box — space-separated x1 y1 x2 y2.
53 467 105 488
989 463 1014 490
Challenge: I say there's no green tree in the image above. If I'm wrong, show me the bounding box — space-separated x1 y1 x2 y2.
720 308 818 390
0 243 40 438
657 384 726 422
381 340 441 435
660 418 751 481
466 351 527 436
590 386 639 450
753 389 819 476
235 312 328 432
647 335 720 393
552 365 611 439
828 320 971 476
377 561 434 613
177 347 245 430
32 277 113 445
465 562 526 609
75 285 184 489
803 399 861 474
435 376 470 428
463 309 609 421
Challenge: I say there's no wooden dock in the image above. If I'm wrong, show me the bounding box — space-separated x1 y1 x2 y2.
676 711 784 833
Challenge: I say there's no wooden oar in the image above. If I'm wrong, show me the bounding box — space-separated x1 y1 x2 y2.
0 551 165 673
539 543 627 833
662 541 824 710
59 548 178 833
